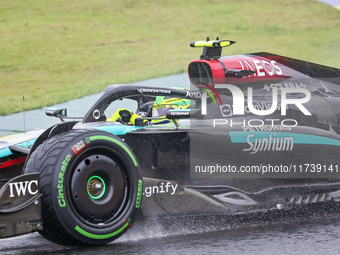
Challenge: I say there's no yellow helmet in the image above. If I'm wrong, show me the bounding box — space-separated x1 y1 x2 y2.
151 96 194 124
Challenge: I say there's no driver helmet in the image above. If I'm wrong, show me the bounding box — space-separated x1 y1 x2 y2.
151 96 194 124
152 96 192 116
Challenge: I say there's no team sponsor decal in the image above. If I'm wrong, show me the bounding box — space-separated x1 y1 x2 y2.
186 90 203 98
143 181 178 198
317 81 336 96
238 59 283 77
9 179 39 198
137 88 171 94
241 125 291 132
57 153 73 207
231 131 340 149
168 110 190 116
263 82 306 92
230 132 294 154
243 133 294 154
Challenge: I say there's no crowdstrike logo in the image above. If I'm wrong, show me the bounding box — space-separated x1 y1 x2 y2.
137 88 171 94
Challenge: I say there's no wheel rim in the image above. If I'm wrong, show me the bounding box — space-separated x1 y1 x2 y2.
87 175 106 200
70 152 130 225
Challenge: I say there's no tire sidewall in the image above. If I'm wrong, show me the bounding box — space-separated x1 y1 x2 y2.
51 131 142 244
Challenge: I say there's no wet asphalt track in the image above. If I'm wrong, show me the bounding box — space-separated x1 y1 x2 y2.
1 74 340 254
2 210 340 255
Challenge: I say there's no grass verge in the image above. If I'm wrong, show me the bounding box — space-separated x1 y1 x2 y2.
0 0 339 115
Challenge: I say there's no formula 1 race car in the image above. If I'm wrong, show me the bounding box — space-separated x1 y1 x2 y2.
1 38 340 246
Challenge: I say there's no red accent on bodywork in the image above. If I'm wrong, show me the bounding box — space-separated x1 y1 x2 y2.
0 156 27 169
221 56 289 84
188 55 295 87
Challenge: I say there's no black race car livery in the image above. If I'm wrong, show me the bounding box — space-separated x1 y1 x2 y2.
0 39 340 245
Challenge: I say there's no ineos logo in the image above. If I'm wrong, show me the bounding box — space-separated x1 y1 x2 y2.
9 180 39 198
238 59 282 77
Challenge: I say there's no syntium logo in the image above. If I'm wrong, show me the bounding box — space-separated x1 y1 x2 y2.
200 84 311 116
244 133 294 154
9 180 39 197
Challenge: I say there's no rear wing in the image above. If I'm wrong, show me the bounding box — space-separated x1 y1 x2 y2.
189 38 340 87
190 37 235 60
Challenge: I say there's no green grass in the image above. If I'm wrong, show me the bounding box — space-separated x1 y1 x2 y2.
0 0 339 115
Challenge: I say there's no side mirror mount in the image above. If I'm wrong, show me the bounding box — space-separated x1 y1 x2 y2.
45 108 68 121
45 108 83 122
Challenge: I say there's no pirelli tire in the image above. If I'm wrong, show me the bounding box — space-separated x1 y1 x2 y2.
24 129 142 246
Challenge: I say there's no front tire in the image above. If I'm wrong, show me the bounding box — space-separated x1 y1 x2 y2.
24 129 142 245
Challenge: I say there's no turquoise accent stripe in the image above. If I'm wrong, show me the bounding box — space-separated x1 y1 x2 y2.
92 125 144 136
0 148 12 158
0 139 36 158
230 131 340 146
17 139 36 148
